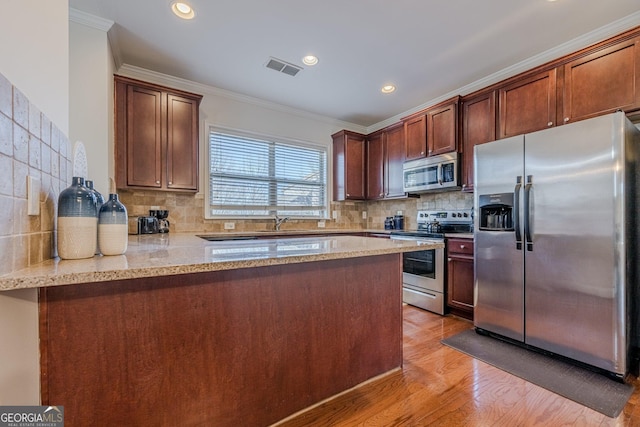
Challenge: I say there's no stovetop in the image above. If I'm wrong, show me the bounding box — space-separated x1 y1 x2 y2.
390 209 473 239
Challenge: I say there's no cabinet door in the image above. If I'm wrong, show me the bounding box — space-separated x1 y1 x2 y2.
332 131 366 201
447 238 474 320
447 255 474 320
404 114 427 160
345 134 366 199
562 37 640 124
166 94 199 191
498 69 557 138
461 91 496 192
427 101 457 156
385 124 406 198
126 85 163 188
366 133 384 200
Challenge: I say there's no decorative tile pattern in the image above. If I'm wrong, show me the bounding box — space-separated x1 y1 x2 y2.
0 72 71 276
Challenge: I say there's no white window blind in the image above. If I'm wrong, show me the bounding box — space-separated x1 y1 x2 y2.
208 129 328 218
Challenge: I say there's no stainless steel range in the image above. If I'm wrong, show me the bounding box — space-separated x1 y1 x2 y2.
390 209 473 315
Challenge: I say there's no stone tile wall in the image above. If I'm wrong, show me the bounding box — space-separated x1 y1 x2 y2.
118 190 369 233
0 73 71 275
118 189 473 233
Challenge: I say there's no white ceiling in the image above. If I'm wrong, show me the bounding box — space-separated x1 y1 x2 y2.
69 0 640 129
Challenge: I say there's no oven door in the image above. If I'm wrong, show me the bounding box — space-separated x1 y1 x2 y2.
391 236 446 314
401 246 445 294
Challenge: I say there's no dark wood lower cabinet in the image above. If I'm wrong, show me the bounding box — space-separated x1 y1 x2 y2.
39 255 402 427
447 238 474 320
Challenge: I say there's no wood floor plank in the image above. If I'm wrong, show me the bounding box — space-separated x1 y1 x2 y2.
276 305 640 427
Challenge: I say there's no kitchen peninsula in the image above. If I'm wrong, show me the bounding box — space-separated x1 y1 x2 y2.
0 234 439 426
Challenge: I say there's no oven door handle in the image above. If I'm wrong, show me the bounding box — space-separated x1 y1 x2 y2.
514 176 522 250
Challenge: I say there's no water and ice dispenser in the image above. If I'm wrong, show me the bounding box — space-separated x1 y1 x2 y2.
479 193 514 231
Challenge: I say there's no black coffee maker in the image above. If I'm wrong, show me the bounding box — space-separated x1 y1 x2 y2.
149 210 170 233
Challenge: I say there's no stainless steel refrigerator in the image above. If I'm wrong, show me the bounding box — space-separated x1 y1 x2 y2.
474 112 640 377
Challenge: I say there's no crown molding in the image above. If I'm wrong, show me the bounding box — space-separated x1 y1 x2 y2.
367 11 640 133
69 8 114 32
117 64 367 134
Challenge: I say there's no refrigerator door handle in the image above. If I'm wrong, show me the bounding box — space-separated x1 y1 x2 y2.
524 175 533 251
514 176 522 250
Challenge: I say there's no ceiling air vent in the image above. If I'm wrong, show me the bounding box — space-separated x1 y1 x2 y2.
265 57 302 77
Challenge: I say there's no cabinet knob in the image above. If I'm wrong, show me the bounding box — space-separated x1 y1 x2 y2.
156 180 160 184
564 117 570 122
460 245 465 249
420 151 425 155
448 258 452 262
168 181 172 185
346 193 350 197
547 122 553 127
380 193 384 197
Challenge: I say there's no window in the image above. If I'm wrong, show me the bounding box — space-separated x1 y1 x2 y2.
207 128 328 218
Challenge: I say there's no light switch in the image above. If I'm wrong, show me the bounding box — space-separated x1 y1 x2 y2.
27 175 40 215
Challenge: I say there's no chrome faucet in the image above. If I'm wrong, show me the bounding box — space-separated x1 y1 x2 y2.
274 215 289 231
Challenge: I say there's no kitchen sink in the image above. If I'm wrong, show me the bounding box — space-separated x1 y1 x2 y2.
197 235 259 241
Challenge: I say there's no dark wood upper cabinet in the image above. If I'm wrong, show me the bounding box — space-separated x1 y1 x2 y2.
385 124 406 199
115 75 202 192
498 69 557 139
461 91 496 193
403 114 427 160
403 97 459 161
124 85 163 189
562 36 640 124
332 130 366 201
367 123 407 200
366 131 384 200
166 94 200 191
427 97 459 156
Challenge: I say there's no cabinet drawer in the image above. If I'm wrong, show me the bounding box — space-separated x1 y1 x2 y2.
447 238 474 256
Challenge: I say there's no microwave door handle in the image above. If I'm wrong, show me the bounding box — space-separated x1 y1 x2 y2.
514 176 522 250
437 164 443 185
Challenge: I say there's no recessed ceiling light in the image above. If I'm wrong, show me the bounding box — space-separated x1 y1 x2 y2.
302 55 319 66
381 85 396 94
171 1 195 19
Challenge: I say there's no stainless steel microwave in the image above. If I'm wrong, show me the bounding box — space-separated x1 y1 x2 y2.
403 153 460 193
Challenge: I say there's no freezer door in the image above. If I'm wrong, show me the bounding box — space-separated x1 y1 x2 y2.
474 136 525 341
523 113 627 374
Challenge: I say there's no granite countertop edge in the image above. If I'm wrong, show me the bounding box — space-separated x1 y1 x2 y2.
0 233 443 292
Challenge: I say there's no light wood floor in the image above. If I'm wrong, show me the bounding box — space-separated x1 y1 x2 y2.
278 305 640 426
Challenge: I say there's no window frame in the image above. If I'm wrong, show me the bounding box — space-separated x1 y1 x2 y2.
204 124 331 220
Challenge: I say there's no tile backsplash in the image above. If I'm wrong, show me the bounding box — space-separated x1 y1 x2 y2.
0 72 71 275
118 189 473 233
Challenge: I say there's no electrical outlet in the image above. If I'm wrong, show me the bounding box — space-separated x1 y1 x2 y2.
332 210 338 220
317 220 326 228
27 176 40 216
362 211 367 219
224 222 235 230
396 210 403 216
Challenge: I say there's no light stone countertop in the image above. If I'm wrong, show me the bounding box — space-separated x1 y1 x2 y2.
0 233 443 292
